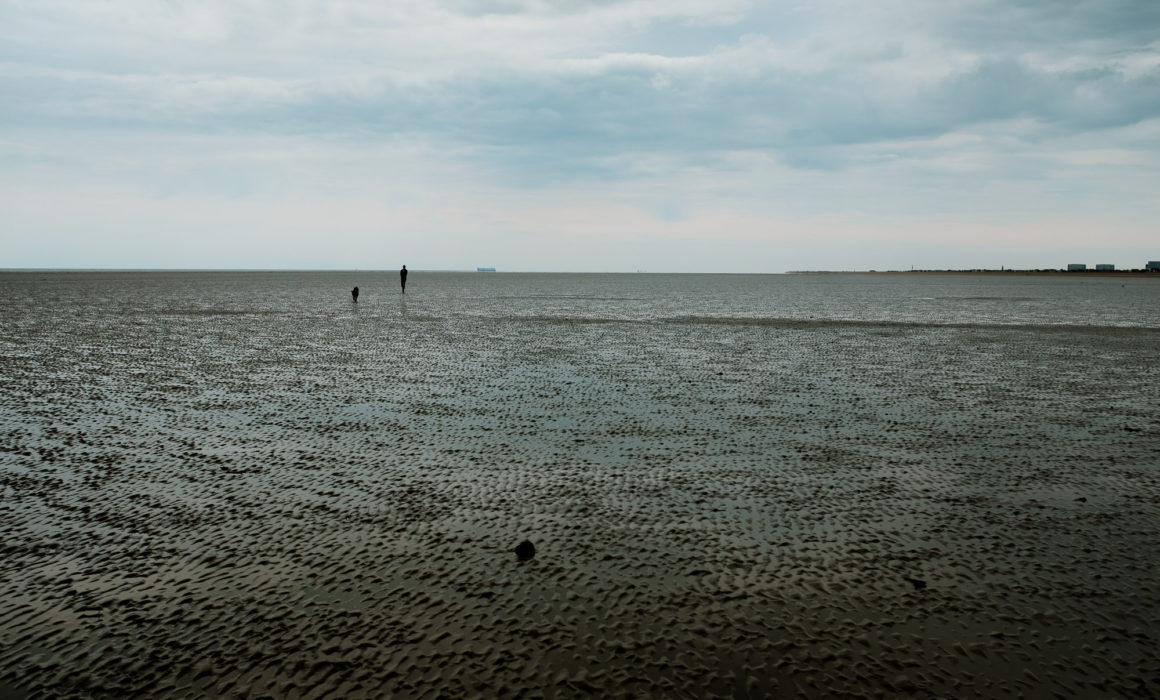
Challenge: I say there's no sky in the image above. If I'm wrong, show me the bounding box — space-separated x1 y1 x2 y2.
2 0 1159 272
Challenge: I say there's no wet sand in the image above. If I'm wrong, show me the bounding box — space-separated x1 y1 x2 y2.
2 289 1159 697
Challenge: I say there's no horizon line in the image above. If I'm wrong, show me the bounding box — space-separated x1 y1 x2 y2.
0 268 790 274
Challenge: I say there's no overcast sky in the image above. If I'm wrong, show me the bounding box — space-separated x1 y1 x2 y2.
2 0 1158 271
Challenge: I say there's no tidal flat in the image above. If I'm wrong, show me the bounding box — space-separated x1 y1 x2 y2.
2 271 1158 698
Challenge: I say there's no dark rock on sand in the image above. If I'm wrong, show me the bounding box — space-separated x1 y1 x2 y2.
514 541 535 561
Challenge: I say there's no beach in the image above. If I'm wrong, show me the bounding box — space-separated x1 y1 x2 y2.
2 271 1158 698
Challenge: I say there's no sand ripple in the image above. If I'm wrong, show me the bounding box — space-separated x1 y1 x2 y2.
2 293 1159 697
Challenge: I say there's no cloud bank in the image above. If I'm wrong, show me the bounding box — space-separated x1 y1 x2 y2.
2 0 1158 270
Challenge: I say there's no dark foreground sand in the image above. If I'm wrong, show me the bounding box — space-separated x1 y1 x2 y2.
2 306 1159 698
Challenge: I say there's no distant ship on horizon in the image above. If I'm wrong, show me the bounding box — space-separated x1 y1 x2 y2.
476 267 497 272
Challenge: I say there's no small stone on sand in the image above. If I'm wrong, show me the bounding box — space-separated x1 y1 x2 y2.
514 541 536 561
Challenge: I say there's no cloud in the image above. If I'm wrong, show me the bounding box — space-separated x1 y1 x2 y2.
941 0 1160 51
2 0 1158 270
5 4 1157 163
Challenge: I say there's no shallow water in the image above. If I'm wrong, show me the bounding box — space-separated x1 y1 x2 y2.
6 269 1159 327
1 271 1159 698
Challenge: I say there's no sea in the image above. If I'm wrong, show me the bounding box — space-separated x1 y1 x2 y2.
3 269 1157 327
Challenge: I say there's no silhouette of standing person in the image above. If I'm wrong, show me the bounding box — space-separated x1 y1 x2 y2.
352 286 359 302
400 265 408 294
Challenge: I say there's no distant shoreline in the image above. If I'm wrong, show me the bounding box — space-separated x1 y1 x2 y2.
788 270 1160 277
3 268 1158 277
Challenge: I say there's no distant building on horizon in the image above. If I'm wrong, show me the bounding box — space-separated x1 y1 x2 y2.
1067 263 1087 271
1096 264 1114 271
1148 261 1160 271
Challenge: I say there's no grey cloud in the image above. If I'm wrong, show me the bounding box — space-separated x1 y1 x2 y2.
441 0 625 16
5 53 1158 180
3 0 1159 183
942 0 1160 50
929 58 1160 131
